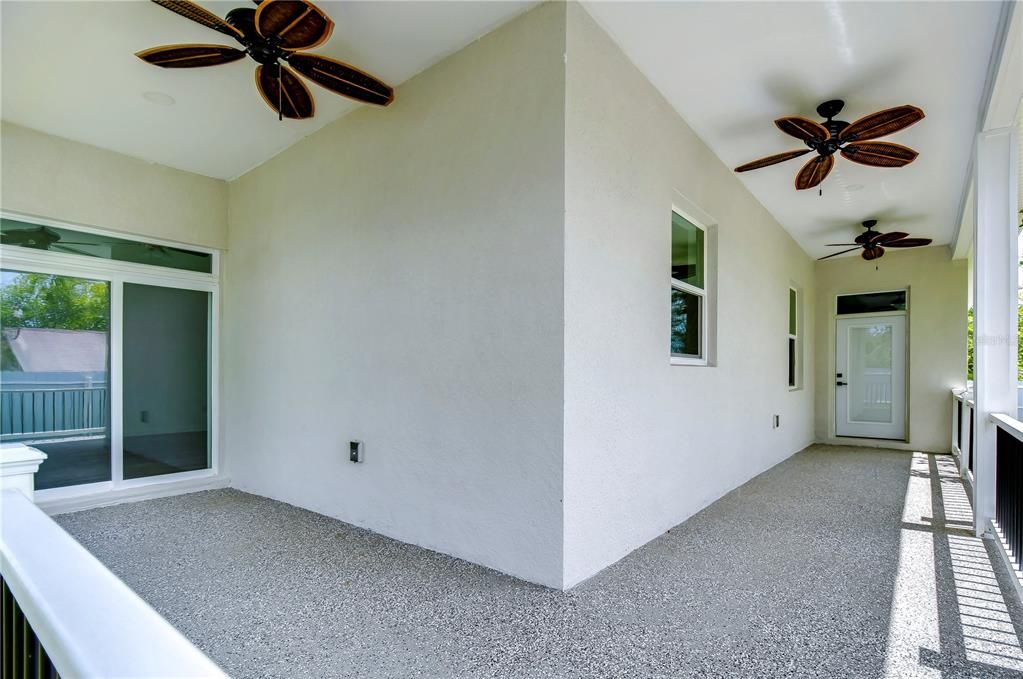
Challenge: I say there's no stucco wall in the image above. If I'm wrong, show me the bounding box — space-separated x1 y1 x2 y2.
223 3 567 587
0 122 228 249
561 5 817 588
813 246 968 453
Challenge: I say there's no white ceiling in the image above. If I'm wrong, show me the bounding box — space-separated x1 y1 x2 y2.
584 1 1004 259
1 1 532 180
2 2 1004 258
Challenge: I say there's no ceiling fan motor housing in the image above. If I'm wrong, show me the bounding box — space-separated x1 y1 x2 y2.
226 8 285 65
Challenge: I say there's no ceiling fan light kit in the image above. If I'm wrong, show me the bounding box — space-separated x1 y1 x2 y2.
136 0 394 120
734 99 924 191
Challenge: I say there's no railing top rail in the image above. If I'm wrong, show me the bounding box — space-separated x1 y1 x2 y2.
0 490 227 679
990 412 1023 446
0 387 107 393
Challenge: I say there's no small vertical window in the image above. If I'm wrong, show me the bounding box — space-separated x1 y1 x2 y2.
671 211 706 362
788 287 800 388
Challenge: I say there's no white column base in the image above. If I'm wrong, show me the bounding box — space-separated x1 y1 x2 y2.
0 443 48 502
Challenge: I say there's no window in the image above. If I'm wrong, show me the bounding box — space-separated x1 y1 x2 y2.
0 218 212 274
671 211 706 362
836 290 907 315
1 215 218 495
788 287 800 388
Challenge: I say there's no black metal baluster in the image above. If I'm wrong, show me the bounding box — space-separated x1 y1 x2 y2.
957 400 963 452
3 579 11 679
968 408 975 473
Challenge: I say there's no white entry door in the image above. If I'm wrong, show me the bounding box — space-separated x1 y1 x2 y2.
836 315 907 440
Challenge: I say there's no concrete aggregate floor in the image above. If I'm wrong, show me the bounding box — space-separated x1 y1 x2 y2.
57 445 1023 678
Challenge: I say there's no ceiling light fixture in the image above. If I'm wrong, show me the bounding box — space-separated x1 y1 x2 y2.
142 91 176 106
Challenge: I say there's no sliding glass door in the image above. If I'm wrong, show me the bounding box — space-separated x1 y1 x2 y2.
1 271 112 490
0 216 218 495
122 283 210 479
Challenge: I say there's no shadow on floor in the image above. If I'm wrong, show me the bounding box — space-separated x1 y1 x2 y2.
55 446 1023 678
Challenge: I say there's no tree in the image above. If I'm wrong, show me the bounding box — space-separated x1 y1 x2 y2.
1 273 109 332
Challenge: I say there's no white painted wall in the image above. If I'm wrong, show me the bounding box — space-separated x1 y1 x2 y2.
560 5 817 588
1 122 227 249
223 3 567 587
813 247 968 453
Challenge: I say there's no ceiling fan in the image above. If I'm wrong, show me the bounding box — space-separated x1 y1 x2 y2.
819 220 932 261
734 100 924 191
136 0 394 120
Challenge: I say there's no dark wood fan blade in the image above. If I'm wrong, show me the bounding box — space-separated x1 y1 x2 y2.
775 116 828 142
839 105 924 142
286 53 393 106
150 0 243 39
825 243 860 246
136 44 246 68
841 141 918 168
255 0 333 51
795 155 833 190
734 149 811 173
255 64 314 119
818 247 861 261
862 246 885 261
855 231 879 244
886 238 933 248
871 231 909 245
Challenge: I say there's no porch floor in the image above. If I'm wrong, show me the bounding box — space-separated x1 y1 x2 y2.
56 445 1023 678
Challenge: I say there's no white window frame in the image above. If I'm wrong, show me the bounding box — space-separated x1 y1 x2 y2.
0 210 221 504
670 207 708 366
788 286 801 390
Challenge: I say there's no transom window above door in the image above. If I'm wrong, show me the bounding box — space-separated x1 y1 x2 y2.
837 290 907 315
1 218 212 274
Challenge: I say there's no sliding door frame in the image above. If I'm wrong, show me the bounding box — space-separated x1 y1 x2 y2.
0 211 220 502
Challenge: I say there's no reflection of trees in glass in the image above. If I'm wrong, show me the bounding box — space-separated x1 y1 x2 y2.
1 273 109 371
862 325 893 369
671 289 698 356
1 273 109 331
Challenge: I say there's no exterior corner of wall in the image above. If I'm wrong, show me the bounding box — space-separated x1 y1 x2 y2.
559 0 818 586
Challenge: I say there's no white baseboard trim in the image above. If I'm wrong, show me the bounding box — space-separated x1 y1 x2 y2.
987 519 1023 606
38 475 231 515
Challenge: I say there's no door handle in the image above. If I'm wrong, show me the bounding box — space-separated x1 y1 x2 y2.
836 381 848 386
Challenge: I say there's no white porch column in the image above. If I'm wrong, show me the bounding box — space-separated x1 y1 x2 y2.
972 126 1020 536
0 443 47 502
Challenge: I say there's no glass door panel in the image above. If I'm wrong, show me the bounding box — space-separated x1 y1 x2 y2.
848 324 894 423
1 270 111 489
835 314 907 440
122 283 210 479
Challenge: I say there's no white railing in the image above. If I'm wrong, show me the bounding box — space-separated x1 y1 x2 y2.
951 388 975 478
0 489 228 678
988 413 1023 599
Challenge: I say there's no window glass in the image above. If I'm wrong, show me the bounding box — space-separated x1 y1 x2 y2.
122 283 210 479
849 324 894 423
671 288 701 357
1 218 212 274
788 287 799 387
788 338 796 388
837 290 906 315
1 270 111 489
789 288 797 335
671 212 704 289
